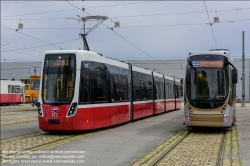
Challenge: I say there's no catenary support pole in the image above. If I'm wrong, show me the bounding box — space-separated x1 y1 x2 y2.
241 31 245 107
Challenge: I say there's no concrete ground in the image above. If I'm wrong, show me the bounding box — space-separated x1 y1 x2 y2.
1 103 249 166
2 109 185 166
0 104 37 113
235 104 250 166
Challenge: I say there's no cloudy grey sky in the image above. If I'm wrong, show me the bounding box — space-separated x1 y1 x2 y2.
1 1 250 62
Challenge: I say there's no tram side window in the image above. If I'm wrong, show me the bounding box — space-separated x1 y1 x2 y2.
165 83 168 99
154 82 159 100
79 72 91 103
141 81 146 100
168 84 172 99
159 83 164 99
170 85 173 98
133 80 141 101
92 74 107 102
155 82 159 99
111 75 120 102
146 81 152 100
8 85 15 93
155 82 164 100
15 86 21 93
120 77 128 101
141 81 151 100
175 85 180 98
171 85 174 98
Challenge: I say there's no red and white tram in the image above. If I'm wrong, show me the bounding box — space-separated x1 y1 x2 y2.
0 80 25 105
38 50 181 131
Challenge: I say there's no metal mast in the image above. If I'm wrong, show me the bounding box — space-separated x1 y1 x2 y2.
242 31 245 107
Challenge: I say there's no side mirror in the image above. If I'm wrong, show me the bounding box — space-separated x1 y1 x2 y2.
232 68 237 84
186 68 191 83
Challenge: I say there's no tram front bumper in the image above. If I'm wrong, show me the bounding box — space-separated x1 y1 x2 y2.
38 117 74 131
185 114 225 127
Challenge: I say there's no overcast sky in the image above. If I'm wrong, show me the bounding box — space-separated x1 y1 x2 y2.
1 1 250 62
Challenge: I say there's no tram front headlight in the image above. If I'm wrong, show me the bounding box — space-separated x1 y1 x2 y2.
189 109 194 113
66 102 78 117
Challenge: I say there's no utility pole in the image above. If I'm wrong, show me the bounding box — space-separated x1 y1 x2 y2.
241 31 245 107
249 58 250 103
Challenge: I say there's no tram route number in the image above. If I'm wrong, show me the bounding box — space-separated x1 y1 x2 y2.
52 113 58 117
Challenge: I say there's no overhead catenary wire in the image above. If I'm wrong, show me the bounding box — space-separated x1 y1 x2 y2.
203 0 218 49
1 1 156 18
1 38 81 53
110 7 250 19
1 47 42 59
64 0 180 70
1 25 64 49
1 5 250 20
1 8 250 21
10 18 249 30
2 44 42 54
2 2 248 63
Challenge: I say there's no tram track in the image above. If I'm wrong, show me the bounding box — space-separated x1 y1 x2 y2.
132 127 241 166
150 129 227 166
217 129 226 166
0 117 38 126
150 129 192 166
0 131 96 164
1 111 36 116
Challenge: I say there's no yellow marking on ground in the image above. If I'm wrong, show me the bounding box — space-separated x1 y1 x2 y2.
1 131 96 164
0 117 38 126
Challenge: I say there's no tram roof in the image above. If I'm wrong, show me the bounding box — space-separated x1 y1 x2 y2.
0 80 24 85
43 50 183 81
187 50 233 63
44 50 129 69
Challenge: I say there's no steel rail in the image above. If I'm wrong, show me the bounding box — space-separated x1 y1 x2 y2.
217 129 227 166
150 129 192 166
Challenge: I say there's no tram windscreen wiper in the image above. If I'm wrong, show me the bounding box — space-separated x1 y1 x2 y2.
213 86 225 100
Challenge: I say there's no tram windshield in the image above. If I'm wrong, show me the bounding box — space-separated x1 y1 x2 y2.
42 54 76 104
186 67 229 102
